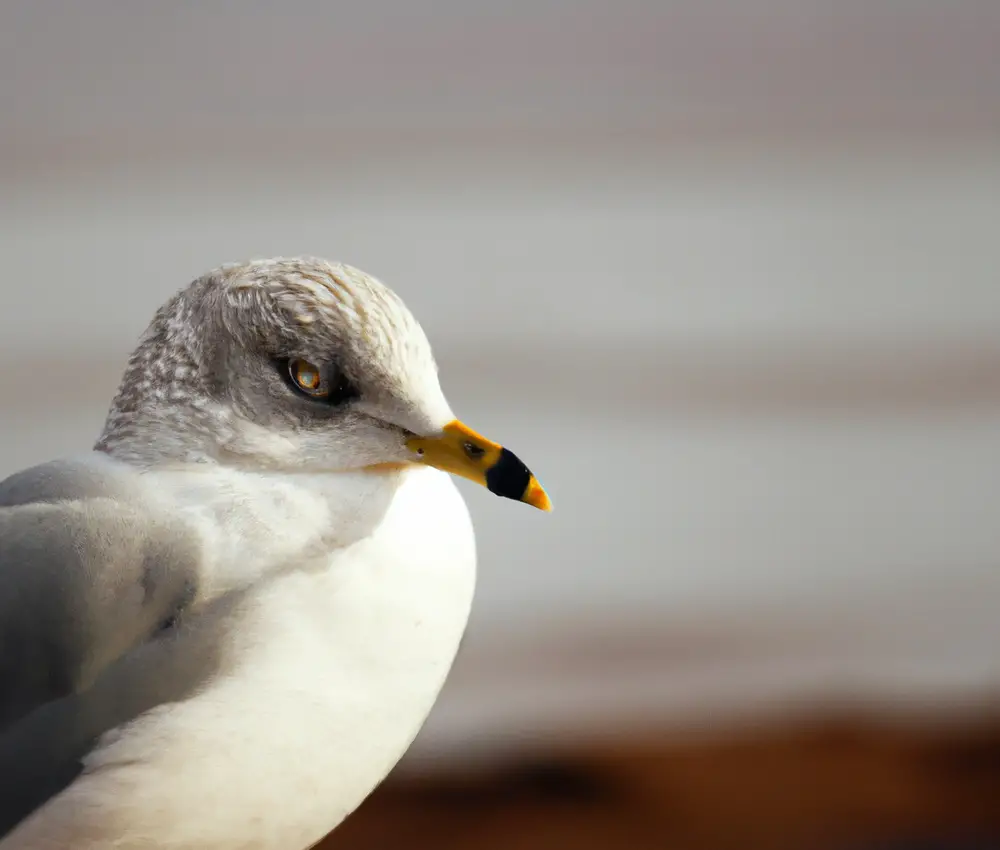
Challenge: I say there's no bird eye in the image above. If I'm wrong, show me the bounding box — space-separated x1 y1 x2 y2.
284 358 357 405
288 359 328 398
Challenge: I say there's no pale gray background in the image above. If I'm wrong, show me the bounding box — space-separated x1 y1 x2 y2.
1 1 999 768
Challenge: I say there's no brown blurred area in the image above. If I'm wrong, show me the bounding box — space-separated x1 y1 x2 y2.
2 3 1000 848
323 717 1000 850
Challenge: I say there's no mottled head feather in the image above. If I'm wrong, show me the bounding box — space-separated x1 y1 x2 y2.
96 258 452 469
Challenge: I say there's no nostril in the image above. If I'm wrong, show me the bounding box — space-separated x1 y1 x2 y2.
463 442 486 460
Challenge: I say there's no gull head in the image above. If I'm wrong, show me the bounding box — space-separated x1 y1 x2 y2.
96 257 550 510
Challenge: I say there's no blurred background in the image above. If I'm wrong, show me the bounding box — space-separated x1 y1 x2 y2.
2 2 1000 848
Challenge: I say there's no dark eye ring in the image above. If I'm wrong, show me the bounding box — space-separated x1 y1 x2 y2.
285 359 356 405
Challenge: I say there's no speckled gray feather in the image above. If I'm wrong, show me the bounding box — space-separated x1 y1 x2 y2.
96 258 442 469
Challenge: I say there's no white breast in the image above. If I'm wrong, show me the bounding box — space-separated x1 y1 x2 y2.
2 467 477 850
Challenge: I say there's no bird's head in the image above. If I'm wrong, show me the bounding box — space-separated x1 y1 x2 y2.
97 257 550 511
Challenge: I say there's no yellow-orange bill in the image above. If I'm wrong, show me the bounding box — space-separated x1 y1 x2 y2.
521 477 552 512
406 420 552 511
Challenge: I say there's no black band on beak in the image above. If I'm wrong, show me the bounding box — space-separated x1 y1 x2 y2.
484 447 533 502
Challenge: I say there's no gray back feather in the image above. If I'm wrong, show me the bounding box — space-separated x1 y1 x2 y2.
0 456 201 732
0 589 235 839
0 455 223 834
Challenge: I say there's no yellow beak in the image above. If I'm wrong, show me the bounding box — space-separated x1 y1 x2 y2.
406 420 552 511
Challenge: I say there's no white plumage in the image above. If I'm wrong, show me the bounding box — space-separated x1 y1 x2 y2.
0 258 548 848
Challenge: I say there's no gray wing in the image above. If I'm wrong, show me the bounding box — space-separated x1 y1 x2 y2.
0 455 214 836
0 455 202 732
0 587 234 841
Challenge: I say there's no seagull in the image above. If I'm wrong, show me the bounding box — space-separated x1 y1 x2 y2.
0 257 550 849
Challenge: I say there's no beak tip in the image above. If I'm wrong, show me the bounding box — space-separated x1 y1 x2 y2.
523 478 553 512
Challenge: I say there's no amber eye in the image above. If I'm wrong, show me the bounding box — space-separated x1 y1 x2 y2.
288 359 328 398
282 357 357 406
